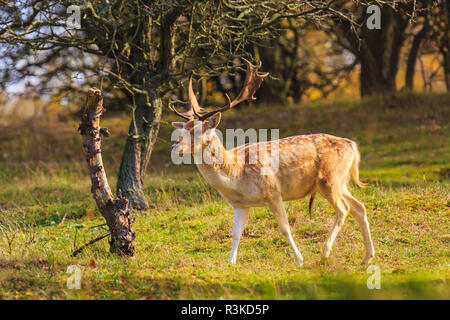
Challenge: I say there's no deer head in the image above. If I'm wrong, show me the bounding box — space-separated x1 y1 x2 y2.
170 58 269 155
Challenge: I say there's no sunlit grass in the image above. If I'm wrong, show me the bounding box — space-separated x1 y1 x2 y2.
0 93 449 299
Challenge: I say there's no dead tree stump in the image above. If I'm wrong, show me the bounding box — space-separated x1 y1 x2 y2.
78 88 135 256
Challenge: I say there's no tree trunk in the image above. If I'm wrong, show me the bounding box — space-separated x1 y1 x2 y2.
116 89 162 210
443 0 450 91
359 7 406 96
359 54 397 96
443 50 450 91
114 0 187 210
405 24 428 90
333 5 408 97
78 88 135 256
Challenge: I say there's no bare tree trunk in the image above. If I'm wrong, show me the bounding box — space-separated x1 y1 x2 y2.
332 5 409 97
359 7 406 96
78 88 135 256
405 24 428 90
443 0 450 92
359 54 396 96
116 90 162 210
443 51 450 92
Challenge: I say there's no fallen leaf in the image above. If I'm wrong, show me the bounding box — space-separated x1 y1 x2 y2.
89 259 96 268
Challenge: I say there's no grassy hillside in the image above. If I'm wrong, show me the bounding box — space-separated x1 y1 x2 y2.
0 92 449 299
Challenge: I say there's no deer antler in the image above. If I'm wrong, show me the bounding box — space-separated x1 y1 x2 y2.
168 103 194 121
169 59 269 121
168 72 209 121
188 72 210 119
197 58 269 120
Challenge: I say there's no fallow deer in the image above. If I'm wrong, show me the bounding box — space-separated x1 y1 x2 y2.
169 59 375 266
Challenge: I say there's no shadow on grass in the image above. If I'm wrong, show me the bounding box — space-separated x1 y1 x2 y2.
62 276 450 300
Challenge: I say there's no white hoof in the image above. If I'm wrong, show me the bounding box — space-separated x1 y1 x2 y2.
361 254 374 265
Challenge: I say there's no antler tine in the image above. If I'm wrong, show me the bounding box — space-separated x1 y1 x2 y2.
168 103 194 121
198 58 269 120
188 73 209 119
168 72 207 121
237 58 269 104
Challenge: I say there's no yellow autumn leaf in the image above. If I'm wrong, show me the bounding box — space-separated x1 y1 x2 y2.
309 89 322 101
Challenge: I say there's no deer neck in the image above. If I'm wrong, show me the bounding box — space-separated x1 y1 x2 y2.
194 132 242 184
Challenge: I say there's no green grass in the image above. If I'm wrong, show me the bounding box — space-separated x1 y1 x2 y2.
0 92 449 299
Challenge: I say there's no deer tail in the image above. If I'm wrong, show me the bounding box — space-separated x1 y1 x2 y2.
308 193 315 219
350 142 368 188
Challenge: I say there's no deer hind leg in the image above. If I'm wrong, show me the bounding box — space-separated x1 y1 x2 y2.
319 183 350 260
229 207 250 265
268 198 304 266
344 191 375 265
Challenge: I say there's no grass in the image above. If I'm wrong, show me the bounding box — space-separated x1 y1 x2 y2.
0 92 449 299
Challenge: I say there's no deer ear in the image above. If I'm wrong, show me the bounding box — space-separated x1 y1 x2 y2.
171 122 185 129
204 113 221 129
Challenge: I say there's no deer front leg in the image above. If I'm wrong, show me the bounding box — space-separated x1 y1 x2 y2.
268 199 304 266
229 207 250 265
